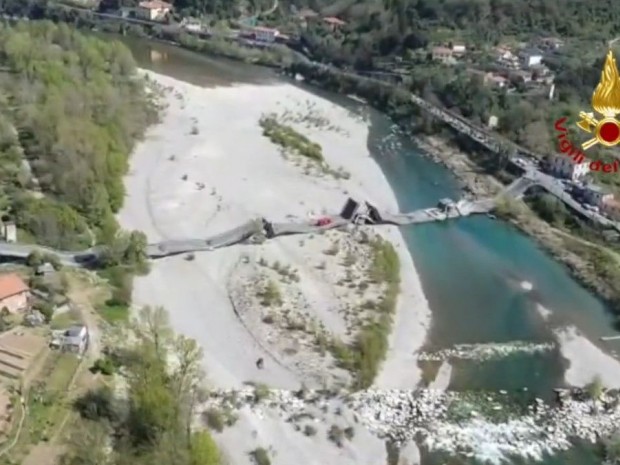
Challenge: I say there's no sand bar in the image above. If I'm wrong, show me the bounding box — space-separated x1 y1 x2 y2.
117 70 433 464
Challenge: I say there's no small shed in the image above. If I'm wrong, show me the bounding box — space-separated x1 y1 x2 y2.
62 325 89 354
35 263 55 277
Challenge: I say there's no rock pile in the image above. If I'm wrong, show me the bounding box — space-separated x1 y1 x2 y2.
203 387 620 464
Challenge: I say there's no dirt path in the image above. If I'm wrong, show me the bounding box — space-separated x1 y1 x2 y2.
47 273 105 446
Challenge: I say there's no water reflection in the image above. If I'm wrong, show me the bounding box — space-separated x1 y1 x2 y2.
99 32 278 88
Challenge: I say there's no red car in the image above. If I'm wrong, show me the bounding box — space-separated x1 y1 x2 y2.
315 217 332 227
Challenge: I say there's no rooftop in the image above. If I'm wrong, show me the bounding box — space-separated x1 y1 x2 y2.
0 274 28 300
245 25 279 33
138 1 172 10
521 47 543 56
323 16 346 26
65 325 87 338
298 8 318 18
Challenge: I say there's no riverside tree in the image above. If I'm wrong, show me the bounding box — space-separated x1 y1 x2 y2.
64 306 222 465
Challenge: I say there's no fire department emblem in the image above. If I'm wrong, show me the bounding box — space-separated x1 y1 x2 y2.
577 50 620 150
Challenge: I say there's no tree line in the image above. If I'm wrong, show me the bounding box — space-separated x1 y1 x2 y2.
0 21 156 254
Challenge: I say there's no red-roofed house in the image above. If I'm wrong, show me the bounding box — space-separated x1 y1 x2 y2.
136 0 172 21
0 274 29 313
323 16 346 30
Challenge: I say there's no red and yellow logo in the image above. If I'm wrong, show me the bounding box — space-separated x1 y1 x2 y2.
576 50 620 150
552 50 620 174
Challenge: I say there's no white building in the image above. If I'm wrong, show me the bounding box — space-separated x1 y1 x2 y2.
136 0 172 21
452 44 466 55
547 154 590 181
520 48 543 68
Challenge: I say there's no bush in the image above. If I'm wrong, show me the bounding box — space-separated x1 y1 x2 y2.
328 238 401 389
254 383 271 403
26 250 43 268
204 408 225 432
303 424 317 436
258 280 282 307
74 386 121 423
34 301 54 322
259 115 324 162
250 447 271 465
586 374 604 400
344 426 355 440
92 357 116 376
190 431 222 465
328 425 344 447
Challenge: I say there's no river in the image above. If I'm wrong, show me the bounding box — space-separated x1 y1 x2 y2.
118 35 614 464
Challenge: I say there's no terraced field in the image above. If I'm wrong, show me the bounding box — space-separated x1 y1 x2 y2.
0 331 46 382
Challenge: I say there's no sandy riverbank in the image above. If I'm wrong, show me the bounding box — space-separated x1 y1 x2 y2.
117 70 432 464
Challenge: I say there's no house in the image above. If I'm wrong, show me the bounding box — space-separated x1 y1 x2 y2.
520 48 543 68
298 8 318 18
298 8 318 21
181 17 206 34
0 274 30 313
602 198 620 220
513 69 533 83
241 26 280 43
0 222 15 243
62 325 89 354
323 17 346 30
538 37 564 50
495 47 520 68
432 46 454 64
486 73 508 88
135 0 171 21
578 184 614 207
451 44 466 55
547 154 590 181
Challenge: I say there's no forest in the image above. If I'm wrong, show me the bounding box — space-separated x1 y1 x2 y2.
0 20 157 251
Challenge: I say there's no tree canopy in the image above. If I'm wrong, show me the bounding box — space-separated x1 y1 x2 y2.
64 306 221 465
0 21 157 250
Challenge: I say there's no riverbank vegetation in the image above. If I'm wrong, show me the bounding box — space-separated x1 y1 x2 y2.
331 235 400 390
63 306 224 465
260 114 324 162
